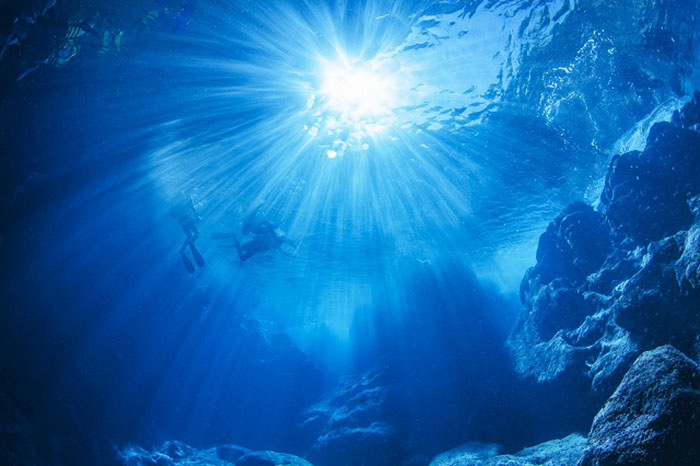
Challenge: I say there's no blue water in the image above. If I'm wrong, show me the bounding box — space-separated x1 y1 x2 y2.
1 0 700 464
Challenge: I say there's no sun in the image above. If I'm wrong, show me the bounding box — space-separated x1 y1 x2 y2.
319 59 398 120
303 56 402 155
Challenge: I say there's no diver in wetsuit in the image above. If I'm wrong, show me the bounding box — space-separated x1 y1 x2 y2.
213 204 296 262
14 11 122 82
171 194 205 273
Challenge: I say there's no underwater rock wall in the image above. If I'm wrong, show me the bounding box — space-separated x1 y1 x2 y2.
508 92 700 420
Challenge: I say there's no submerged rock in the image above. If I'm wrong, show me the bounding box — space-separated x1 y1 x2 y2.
216 445 252 463
580 346 700 466
301 370 404 466
310 422 398 466
532 202 612 285
236 450 314 466
429 434 586 466
601 122 700 244
508 94 700 409
119 440 311 466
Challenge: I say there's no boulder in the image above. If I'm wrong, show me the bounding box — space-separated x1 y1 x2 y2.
580 345 700 465
236 450 313 466
429 434 586 466
302 371 404 466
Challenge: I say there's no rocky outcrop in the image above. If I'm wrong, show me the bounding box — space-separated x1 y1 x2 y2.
301 370 403 466
429 434 586 466
508 92 700 405
236 450 314 466
601 124 700 244
120 440 312 466
580 345 700 466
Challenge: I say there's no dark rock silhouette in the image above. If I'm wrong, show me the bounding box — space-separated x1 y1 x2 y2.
601 123 700 244
509 92 700 411
580 345 700 466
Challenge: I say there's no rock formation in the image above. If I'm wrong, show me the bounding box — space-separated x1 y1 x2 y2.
509 92 700 406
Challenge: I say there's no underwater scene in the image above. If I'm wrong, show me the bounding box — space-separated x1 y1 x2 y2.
2 0 700 464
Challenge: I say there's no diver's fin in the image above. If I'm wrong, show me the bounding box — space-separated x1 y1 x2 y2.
180 251 195 273
190 244 205 267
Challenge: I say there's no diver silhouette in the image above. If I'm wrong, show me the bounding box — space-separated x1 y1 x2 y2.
213 204 295 262
171 194 205 273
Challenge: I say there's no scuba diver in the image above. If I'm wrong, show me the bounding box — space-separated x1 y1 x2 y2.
171 194 205 273
213 204 296 262
16 18 86 81
15 13 122 82
63 14 123 58
10 0 196 83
